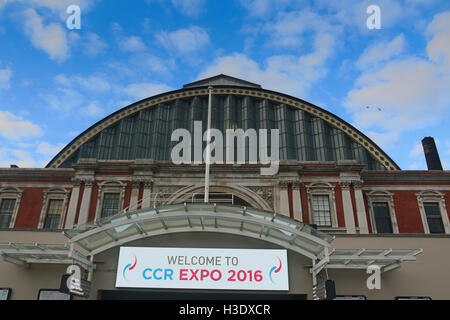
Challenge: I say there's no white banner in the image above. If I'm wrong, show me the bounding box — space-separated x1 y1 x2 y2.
115 247 289 291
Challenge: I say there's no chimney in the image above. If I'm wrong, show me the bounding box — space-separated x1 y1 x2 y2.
422 137 443 170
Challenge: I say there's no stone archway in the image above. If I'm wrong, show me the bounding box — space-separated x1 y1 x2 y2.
165 184 273 211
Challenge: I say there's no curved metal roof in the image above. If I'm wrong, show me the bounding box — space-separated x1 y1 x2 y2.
47 76 400 170
65 203 334 259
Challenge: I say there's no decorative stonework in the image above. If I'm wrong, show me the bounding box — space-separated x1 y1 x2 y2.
247 186 274 210
291 181 301 190
352 180 364 189
278 181 290 189
339 181 351 190
156 186 184 195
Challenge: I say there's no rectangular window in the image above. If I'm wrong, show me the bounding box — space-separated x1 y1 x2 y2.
311 195 332 227
372 202 393 233
0 199 16 228
101 193 120 218
44 199 63 229
423 202 445 234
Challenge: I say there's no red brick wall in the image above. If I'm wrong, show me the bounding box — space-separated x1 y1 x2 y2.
392 190 425 233
334 185 346 227
14 188 44 228
74 184 85 225
88 185 99 222
123 182 132 210
300 185 309 224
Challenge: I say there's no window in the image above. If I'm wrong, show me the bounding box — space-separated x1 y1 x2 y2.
366 190 399 234
416 190 449 234
101 193 120 218
372 202 393 233
43 199 63 230
423 203 445 234
306 182 338 229
38 188 69 229
311 195 332 227
0 199 16 228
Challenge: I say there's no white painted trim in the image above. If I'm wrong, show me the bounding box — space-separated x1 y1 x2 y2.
37 188 70 229
416 190 449 234
0 187 23 228
306 182 338 229
94 180 127 221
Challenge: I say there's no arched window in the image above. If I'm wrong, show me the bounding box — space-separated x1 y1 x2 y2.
306 182 338 229
416 190 449 234
0 187 23 229
366 190 399 234
38 188 70 230
95 181 127 220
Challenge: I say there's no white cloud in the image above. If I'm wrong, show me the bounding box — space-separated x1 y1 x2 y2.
356 34 406 69
171 0 205 17
410 143 423 157
81 32 108 57
124 83 175 100
156 26 210 56
0 148 37 168
118 35 147 52
426 11 450 70
345 11 450 147
23 8 69 62
0 65 12 90
82 101 105 118
198 31 336 98
2 0 99 15
0 111 43 140
41 87 84 112
37 141 65 156
262 9 339 50
55 74 111 93
240 0 293 18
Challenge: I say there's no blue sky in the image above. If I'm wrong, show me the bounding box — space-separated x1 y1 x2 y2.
0 0 449 169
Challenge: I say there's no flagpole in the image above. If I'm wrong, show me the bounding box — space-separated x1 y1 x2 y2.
204 86 213 203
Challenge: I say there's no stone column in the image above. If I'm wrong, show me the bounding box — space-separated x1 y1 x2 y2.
353 180 369 234
291 182 303 222
141 180 153 209
340 181 356 234
129 180 141 211
65 178 81 229
278 181 290 217
77 179 94 226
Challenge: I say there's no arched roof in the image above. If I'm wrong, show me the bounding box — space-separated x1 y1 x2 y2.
65 202 334 259
47 75 400 171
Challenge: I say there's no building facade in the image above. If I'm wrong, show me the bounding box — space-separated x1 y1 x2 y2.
0 75 449 300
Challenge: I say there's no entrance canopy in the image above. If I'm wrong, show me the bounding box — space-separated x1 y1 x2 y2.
327 248 423 273
0 242 92 270
0 204 422 277
65 203 334 260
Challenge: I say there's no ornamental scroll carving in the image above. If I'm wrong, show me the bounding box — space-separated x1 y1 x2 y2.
247 186 274 210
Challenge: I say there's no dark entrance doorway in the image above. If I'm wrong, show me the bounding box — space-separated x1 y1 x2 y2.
99 290 307 300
